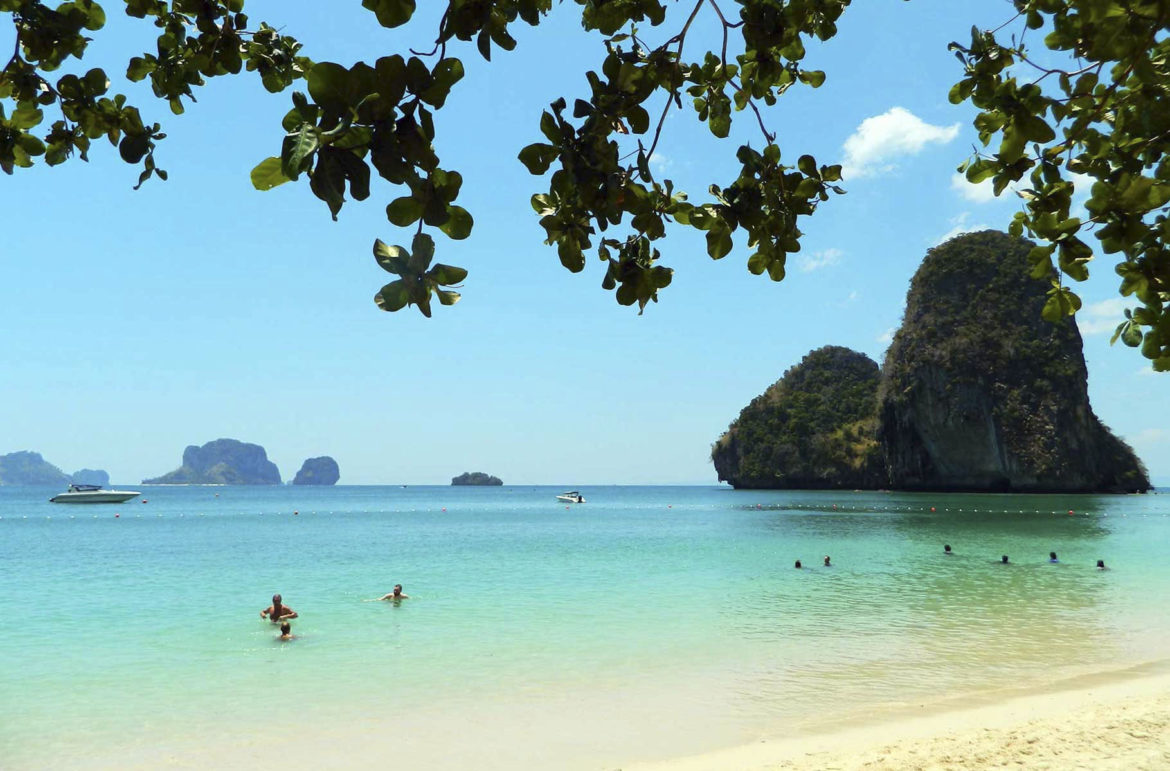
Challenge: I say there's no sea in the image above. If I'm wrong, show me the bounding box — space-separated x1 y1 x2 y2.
1 485 1167 770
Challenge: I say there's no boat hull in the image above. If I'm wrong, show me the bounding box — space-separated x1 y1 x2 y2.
49 491 141 504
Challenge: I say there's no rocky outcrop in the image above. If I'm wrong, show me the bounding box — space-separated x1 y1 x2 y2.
0 451 71 485
711 231 1149 493
877 230 1148 493
292 456 340 485
451 472 503 486
712 346 884 489
71 469 110 486
144 439 281 485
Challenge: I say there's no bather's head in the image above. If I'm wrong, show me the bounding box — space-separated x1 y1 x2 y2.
944 544 952 554
393 584 403 597
1001 555 1009 564
1097 560 1106 569
280 621 290 635
1050 552 1058 561
794 560 802 569
273 593 282 605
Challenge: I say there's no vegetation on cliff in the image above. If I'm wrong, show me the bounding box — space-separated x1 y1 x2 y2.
714 232 1149 493
712 346 883 489
878 230 1148 493
451 472 503 486
144 439 281 485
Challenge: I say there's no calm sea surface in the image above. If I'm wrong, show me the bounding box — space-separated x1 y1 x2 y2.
1 485 1167 769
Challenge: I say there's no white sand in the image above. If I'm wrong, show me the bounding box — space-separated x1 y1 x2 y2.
632 665 1170 771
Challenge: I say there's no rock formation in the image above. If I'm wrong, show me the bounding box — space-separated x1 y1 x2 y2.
451 472 503 486
878 230 1148 493
144 439 281 485
712 231 1149 493
292 456 340 485
712 346 884 489
70 469 110 487
0 451 71 485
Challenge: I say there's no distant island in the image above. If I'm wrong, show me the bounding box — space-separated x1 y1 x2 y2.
143 438 281 485
69 468 110 487
292 456 340 485
451 472 502 486
0 451 110 487
714 231 1149 493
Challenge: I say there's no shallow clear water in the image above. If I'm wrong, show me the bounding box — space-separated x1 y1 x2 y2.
1 485 1167 768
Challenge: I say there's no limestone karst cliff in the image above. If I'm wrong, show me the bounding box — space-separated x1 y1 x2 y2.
292 456 340 485
143 439 281 485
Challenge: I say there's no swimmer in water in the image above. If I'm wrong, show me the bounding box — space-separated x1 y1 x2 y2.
1097 559 1107 570
261 594 297 622
375 584 410 601
1000 555 1010 564
278 621 294 640
794 560 802 569
823 555 831 567
1049 551 1059 563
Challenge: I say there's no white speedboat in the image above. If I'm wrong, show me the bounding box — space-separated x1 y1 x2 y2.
49 484 141 504
556 491 585 503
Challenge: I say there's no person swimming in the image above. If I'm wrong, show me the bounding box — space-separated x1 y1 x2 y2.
823 555 831 567
278 621 294 640
1097 559 1107 570
794 560 802 569
944 544 953 555
1049 551 1059 563
375 584 410 601
1001 555 1010 564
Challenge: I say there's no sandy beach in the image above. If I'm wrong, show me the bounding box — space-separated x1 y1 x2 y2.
634 663 1170 771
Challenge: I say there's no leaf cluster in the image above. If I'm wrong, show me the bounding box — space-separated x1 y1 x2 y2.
951 0 1170 371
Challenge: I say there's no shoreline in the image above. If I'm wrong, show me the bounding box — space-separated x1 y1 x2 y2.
630 660 1170 770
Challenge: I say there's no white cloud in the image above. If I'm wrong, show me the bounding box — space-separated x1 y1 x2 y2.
877 327 897 344
649 152 671 172
796 248 843 273
842 107 960 179
933 212 989 245
1078 298 1129 336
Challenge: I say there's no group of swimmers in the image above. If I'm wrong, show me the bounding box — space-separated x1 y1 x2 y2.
259 586 409 640
794 548 1109 570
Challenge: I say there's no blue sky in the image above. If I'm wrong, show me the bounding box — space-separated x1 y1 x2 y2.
1 1 1166 485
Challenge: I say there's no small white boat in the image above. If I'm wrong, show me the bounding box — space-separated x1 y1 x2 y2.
556 491 585 503
49 484 141 504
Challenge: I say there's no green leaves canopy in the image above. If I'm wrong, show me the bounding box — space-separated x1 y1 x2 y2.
2 0 1167 371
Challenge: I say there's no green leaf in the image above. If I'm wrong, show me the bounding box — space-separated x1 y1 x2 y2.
386 196 424 227
409 232 435 272
706 227 732 260
281 124 318 180
362 0 416 29
251 157 291 191
374 279 410 312
518 143 558 175
436 289 461 306
307 63 352 113
439 205 473 240
430 264 468 285
374 239 410 275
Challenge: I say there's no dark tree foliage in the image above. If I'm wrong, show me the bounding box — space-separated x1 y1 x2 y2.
711 345 883 489
2 1 1167 370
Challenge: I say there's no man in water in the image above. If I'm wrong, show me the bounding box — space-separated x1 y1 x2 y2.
376 584 410 601
1000 555 1010 564
261 594 298 621
1097 559 1108 570
823 555 831 567
278 621 294 640
794 560 802 569
944 544 953 555
1049 551 1060 563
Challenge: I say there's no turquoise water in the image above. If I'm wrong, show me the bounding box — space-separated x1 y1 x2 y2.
2 485 1167 769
